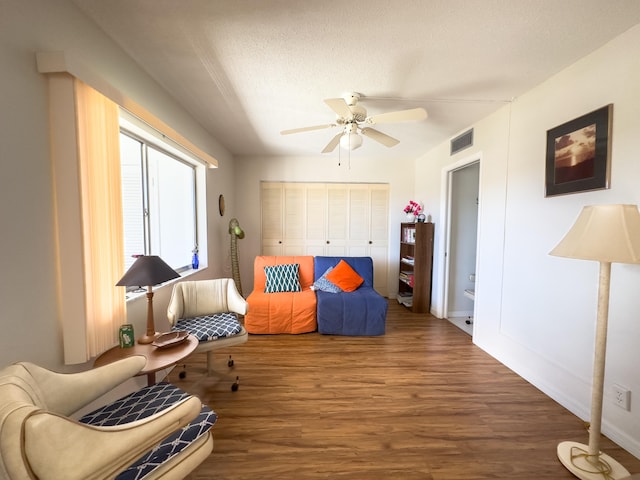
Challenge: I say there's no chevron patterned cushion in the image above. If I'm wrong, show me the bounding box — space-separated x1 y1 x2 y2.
79 382 217 480
172 312 242 341
264 263 301 293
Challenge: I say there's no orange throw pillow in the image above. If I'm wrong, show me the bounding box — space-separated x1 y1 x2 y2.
325 260 364 292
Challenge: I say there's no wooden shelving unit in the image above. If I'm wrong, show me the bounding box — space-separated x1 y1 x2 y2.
398 222 434 313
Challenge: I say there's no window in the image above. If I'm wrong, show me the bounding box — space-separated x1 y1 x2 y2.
38 51 216 363
119 128 198 273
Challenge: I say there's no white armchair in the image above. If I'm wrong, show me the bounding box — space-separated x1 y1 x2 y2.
0 357 215 480
167 278 248 379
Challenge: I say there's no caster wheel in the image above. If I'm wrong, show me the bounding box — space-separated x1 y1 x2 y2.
228 355 234 367
231 376 239 392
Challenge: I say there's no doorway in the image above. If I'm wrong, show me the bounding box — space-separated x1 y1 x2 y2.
440 158 480 335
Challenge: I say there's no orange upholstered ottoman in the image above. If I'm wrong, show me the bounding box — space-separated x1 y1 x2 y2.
245 256 317 334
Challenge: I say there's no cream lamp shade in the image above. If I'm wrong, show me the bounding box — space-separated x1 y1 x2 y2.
550 204 640 263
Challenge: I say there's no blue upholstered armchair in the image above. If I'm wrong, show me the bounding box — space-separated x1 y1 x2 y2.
313 256 387 336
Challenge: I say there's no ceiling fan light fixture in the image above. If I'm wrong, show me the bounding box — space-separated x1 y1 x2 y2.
281 92 426 153
340 132 363 150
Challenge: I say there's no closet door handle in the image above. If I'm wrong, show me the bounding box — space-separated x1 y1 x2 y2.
326 240 330 244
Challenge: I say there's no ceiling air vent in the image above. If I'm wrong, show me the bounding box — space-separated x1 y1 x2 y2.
450 128 473 155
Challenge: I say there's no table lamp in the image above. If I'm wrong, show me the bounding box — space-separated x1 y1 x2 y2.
116 255 180 344
550 204 640 480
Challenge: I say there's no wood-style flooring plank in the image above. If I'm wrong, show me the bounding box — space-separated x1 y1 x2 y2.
168 301 640 480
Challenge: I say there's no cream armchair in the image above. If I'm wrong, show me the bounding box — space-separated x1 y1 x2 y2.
0 357 214 480
167 278 248 378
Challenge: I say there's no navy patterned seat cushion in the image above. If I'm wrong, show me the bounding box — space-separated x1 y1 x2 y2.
171 312 243 341
79 382 217 480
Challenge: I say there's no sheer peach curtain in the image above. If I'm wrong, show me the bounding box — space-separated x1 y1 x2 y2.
47 74 125 363
74 79 125 359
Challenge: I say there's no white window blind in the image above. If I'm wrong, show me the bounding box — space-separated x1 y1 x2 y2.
119 130 198 273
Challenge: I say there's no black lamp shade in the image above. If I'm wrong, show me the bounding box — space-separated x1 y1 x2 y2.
116 255 180 287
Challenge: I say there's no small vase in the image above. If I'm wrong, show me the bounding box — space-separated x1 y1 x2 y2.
406 213 416 222
191 253 199 269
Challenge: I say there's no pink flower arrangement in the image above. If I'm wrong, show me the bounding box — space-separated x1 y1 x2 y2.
403 200 423 216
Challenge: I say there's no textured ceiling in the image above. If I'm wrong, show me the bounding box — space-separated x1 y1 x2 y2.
71 0 640 160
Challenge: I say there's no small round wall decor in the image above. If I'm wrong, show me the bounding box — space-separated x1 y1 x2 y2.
218 194 225 216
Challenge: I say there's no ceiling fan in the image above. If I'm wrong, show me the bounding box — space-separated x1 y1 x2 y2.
280 92 428 153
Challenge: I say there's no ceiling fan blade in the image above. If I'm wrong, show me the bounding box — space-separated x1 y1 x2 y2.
365 107 427 125
324 97 353 118
360 128 400 147
321 132 343 153
281 124 337 135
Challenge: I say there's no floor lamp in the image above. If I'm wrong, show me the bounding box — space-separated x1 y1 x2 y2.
116 255 180 344
229 217 245 295
550 204 640 480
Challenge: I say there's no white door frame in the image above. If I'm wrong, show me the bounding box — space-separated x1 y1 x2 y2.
435 153 481 320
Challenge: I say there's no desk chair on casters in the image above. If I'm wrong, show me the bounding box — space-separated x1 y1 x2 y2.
167 278 248 390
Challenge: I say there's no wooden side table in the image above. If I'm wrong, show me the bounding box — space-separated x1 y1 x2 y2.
94 335 198 385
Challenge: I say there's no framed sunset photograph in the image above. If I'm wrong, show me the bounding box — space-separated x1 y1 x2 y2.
545 104 612 197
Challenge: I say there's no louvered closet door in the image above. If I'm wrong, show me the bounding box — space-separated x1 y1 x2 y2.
326 184 348 256
282 183 306 255
261 182 284 256
345 184 389 293
305 184 327 256
347 184 369 252
261 182 389 296
368 185 389 294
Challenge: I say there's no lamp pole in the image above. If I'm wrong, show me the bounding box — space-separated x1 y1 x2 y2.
138 285 157 344
588 261 610 459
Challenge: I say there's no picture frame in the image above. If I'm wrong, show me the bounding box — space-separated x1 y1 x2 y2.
545 104 612 197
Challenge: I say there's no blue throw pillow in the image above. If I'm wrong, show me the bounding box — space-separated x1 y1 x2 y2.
264 263 302 293
311 266 342 293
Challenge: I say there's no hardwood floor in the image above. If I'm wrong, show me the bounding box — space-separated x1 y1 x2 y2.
168 301 640 479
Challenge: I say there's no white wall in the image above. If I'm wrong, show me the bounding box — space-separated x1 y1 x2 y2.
234 154 418 296
0 0 235 371
417 24 640 457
